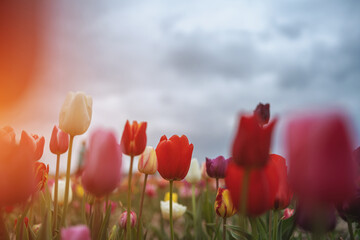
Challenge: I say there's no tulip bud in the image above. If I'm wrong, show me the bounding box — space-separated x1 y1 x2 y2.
34 162 49 192
164 192 178 203
254 103 270 126
120 120 147 156
206 156 229 179
61 225 91 240
119 211 137 229
81 129 122 197
53 179 72 205
215 188 236 218
282 208 295 220
50 125 69 155
59 91 92 136
14 217 29 229
160 201 187 220
185 158 201 184
75 184 85 198
138 146 157 175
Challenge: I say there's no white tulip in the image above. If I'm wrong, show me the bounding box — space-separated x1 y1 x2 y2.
59 91 92 136
160 201 187 220
185 158 201 184
52 179 72 206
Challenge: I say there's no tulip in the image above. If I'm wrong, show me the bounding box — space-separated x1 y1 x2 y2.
156 135 194 181
205 156 229 179
232 114 276 169
185 158 201 184
160 201 187 220
270 154 292 210
34 162 49 192
286 111 356 204
120 120 147 157
50 125 69 155
119 211 137 229
145 184 156 198
138 146 157 175
52 179 72 206
215 187 236 240
215 188 236 218
282 208 295 220
164 192 178 203
253 102 270 126
82 129 122 197
0 127 35 206
59 91 92 136
19 131 45 161
225 160 279 217
156 134 193 240
61 225 91 240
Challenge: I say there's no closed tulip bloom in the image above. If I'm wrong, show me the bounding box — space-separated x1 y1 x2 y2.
53 179 72 205
164 192 178 203
0 127 35 206
120 120 147 156
160 201 187 220
215 188 236 218
232 114 276 168
286 111 356 204
82 129 122 197
271 154 293 210
61 225 91 240
59 91 92 136
34 162 49 192
156 135 194 181
206 156 229 179
138 146 157 175
19 131 45 161
185 158 201 184
225 160 279 217
254 103 270 126
119 211 137 229
282 208 295 220
50 125 69 155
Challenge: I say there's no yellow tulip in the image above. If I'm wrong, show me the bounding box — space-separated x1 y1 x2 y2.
164 192 178 203
138 146 157 175
214 188 236 218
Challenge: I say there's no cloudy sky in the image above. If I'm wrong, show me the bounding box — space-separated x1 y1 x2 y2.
3 0 360 173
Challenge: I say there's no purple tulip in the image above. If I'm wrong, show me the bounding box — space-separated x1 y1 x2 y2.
205 156 229 179
61 225 91 240
254 103 270 126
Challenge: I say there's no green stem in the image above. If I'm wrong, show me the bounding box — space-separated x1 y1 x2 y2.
240 168 250 229
126 155 134 240
137 174 148 240
169 180 174 240
272 210 279 240
348 220 355 240
53 154 61 232
222 218 227 240
60 135 74 228
192 183 197 240
268 210 272 240
249 218 259 239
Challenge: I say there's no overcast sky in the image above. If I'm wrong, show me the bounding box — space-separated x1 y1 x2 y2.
4 0 360 173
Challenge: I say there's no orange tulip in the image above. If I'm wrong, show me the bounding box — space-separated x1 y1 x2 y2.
19 131 45 161
34 162 49 192
120 120 147 156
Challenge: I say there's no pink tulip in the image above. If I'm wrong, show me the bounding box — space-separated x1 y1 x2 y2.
119 211 137 229
50 125 69 155
61 225 91 240
286 110 356 204
82 129 122 197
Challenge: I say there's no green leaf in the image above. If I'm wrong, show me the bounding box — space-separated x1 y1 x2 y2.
225 224 253 240
277 215 296 240
98 204 111 240
36 208 52 240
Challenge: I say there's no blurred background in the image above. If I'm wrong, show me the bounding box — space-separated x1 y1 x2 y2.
1 0 360 173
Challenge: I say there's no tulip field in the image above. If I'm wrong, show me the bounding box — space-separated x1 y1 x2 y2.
1 91 360 240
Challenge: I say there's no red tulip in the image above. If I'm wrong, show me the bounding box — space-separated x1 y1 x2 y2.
156 135 194 181
120 120 147 156
270 154 293 210
34 162 49 192
225 160 279 216
50 125 69 155
0 127 35 206
232 114 276 168
286 111 356 204
82 129 122 197
19 131 45 161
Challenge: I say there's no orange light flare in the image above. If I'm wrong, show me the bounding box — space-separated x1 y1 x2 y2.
0 0 47 118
